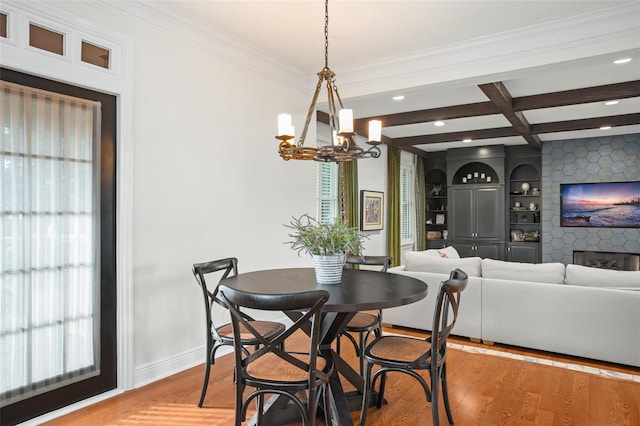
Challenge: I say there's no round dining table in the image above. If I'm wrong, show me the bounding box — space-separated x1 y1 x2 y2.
221 267 428 426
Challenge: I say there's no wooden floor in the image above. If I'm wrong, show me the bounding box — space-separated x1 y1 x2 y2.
44 325 640 426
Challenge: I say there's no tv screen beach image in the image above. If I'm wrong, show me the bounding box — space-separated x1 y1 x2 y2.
561 182 640 228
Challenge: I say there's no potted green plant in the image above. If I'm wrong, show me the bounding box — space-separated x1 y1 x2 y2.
429 184 444 196
285 214 366 284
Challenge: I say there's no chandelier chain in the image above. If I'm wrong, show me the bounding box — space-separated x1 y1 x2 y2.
324 0 329 71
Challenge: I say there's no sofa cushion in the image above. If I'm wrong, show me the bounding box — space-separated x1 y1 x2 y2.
438 246 460 259
565 264 640 290
481 258 565 284
404 252 482 277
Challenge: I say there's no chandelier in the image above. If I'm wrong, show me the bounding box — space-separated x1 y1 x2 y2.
276 0 382 162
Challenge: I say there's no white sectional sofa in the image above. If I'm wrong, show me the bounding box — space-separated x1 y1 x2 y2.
384 249 640 367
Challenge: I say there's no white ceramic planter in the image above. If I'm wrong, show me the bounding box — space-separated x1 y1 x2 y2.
313 253 345 284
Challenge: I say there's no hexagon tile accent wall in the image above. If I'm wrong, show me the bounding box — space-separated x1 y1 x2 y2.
541 134 640 264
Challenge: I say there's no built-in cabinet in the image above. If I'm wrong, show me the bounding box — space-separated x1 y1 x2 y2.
506 147 542 263
425 153 448 249
423 145 541 262
445 147 506 260
450 185 505 258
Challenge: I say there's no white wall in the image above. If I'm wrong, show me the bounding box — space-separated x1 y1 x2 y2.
2 2 391 404
358 144 389 256
1 0 320 378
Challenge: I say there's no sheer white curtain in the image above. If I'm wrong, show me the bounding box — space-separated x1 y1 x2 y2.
0 81 101 406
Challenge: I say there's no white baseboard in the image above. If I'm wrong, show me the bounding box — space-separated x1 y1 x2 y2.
133 344 234 388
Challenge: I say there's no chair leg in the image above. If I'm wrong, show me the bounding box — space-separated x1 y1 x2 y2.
197 359 211 407
376 372 387 408
336 334 342 354
235 383 245 426
441 363 454 424
431 367 441 426
358 331 366 377
359 362 374 426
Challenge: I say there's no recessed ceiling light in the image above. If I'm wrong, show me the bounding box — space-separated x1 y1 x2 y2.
613 58 631 64
462 138 472 143
600 125 612 130
392 95 405 101
604 100 619 106
434 120 445 127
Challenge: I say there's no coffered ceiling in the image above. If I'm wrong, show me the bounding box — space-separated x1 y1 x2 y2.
152 1 640 154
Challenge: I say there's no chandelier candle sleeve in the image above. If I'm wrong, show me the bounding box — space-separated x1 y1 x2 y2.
339 109 354 134
278 114 293 138
369 120 382 142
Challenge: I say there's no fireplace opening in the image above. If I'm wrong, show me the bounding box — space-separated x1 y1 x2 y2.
573 250 640 271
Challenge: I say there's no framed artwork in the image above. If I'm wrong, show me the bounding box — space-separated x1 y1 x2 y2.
435 214 446 225
360 190 384 231
511 230 523 242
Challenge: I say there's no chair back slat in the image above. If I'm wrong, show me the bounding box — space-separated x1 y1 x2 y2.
345 254 392 272
218 284 332 425
431 268 469 362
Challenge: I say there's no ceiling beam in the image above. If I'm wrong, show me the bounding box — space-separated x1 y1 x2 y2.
530 113 640 134
392 127 519 146
513 81 640 111
479 82 541 149
391 113 640 146
358 102 500 127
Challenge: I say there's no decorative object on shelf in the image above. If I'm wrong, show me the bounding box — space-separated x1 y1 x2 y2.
529 202 537 211
276 0 381 163
360 190 384 231
532 188 540 195
515 202 521 208
522 182 531 195
429 184 444 196
511 230 523 242
462 172 493 184
284 214 366 284
436 214 446 225
427 231 442 239
520 214 529 223
443 230 448 240
522 231 540 242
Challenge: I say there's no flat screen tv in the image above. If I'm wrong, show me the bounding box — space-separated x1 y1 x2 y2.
560 181 640 228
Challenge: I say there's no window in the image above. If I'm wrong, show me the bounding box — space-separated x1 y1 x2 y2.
317 162 338 224
1 69 117 425
81 41 111 69
400 155 415 243
29 23 64 55
1 80 101 406
1 12 7 38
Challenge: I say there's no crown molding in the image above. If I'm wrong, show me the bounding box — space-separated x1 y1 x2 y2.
336 2 640 98
92 0 312 93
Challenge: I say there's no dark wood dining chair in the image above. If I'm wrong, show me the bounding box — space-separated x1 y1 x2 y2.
218 285 334 426
192 258 285 408
359 268 469 426
337 254 392 376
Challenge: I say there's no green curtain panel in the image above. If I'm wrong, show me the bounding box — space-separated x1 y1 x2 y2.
341 160 359 229
415 156 426 251
387 147 401 267
340 161 360 267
